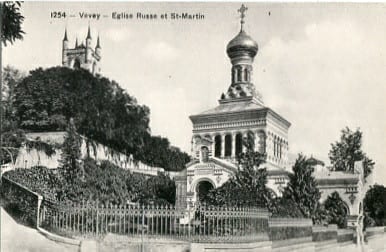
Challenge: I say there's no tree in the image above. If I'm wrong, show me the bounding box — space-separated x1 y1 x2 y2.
324 191 348 228
0 2 25 167
329 127 374 179
205 133 270 207
59 119 83 186
364 184 386 226
13 66 189 171
282 154 322 223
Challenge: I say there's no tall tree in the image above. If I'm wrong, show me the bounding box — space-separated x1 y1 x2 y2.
282 154 322 222
329 127 374 178
59 119 83 185
0 2 25 166
364 184 386 226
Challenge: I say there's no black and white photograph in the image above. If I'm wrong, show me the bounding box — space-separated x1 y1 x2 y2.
0 2 385 252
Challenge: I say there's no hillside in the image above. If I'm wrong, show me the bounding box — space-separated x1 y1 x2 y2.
7 66 189 171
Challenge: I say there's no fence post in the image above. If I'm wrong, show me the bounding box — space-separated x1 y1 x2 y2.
96 200 99 236
141 204 145 252
36 195 43 228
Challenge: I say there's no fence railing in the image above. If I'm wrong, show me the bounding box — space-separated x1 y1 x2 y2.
39 200 270 242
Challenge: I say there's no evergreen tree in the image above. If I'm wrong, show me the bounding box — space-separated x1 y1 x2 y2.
324 191 348 228
59 118 83 185
282 154 322 222
329 127 374 179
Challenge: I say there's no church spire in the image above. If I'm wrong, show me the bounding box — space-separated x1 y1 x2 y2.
86 25 92 39
63 28 68 41
75 37 78 47
96 34 101 48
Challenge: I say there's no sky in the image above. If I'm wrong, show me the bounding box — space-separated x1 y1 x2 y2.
4 2 386 185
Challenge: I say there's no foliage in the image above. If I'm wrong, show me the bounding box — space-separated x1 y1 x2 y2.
137 172 176 205
3 166 61 199
1 66 25 129
281 154 322 224
59 119 83 188
0 128 25 164
1 2 25 46
205 133 270 207
324 191 348 228
329 127 374 179
270 197 305 218
364 184 386 226
13 67 189 171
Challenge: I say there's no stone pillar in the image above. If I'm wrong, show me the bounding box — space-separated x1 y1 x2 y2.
232 132 236 159
242 132 247 152
221 134 226 158
211 135 215 158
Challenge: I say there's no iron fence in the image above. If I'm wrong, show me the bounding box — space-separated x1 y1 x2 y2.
39 200 269 242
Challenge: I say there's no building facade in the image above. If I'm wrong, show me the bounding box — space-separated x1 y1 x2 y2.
176 5 291 209
62 26 101 75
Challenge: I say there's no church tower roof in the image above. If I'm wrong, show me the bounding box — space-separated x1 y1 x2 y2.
86 25 92 39
96 34 101 48
63 28 68 41
221 4 263 105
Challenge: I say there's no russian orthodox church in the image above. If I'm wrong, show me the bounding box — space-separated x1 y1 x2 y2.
175 5 291 209
62 26 101 75
175 6 365 227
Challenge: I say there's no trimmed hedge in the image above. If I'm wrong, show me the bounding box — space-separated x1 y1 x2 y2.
270 226 312 241
312 230 337 242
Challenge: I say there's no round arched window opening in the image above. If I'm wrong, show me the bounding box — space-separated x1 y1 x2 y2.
201 146 209 162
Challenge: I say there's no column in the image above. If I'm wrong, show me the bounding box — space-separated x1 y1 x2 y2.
211 135 215 158
242 131 247 152
254 131 259 152
221 134 226 158
232 132 236 159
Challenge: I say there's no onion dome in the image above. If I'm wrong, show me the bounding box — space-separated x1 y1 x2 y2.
226 30 258 59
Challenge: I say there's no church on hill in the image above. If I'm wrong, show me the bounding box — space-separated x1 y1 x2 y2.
61 26 101 75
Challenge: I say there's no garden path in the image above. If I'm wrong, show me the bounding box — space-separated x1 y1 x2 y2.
1 208 78 252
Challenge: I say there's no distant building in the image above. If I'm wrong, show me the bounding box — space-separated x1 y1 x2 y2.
62 26 101 75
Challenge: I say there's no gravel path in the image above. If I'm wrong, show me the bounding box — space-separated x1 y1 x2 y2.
1 208 79 252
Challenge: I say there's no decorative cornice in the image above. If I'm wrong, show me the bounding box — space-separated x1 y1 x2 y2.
190 107 290 129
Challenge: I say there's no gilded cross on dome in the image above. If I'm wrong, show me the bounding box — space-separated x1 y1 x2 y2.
238 4 248 31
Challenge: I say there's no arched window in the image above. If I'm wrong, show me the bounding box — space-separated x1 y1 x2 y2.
235 133 243 156
244 68 249 82
225 134 232 157
73 58 81 69
201 146 209 162
214 135 222 157
257 131 266 154
237 67 242 82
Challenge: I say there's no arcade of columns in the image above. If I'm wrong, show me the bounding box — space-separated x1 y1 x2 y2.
193 130 288 166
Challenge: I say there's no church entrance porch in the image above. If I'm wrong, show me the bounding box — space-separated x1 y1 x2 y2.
196 180 214 203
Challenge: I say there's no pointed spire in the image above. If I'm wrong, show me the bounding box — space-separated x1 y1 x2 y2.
75 37 78 47
86 25 92 39
238 4 248 32
96 34 101 48
63 28 68 41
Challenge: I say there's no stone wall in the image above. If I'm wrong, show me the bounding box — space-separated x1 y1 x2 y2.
13 132 164 176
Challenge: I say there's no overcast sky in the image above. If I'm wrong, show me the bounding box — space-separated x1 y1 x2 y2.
4 2 386 185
